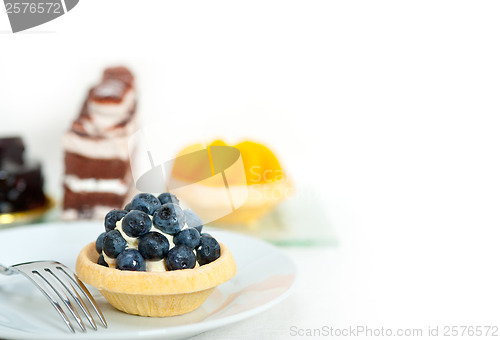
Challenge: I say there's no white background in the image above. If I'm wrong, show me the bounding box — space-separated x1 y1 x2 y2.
1 1 500 338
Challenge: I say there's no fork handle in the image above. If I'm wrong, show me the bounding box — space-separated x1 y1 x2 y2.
0 264 16 275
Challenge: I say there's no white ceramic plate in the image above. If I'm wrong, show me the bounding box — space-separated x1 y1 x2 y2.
0 222 296 340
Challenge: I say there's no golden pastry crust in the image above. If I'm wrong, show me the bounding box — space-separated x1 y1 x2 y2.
76 242 237 316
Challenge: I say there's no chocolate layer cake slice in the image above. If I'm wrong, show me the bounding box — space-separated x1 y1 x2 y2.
62 67 137 220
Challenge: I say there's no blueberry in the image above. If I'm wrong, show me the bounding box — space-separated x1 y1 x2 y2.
184 209 203 233
102 229 127 258
121 210 152 238
166 245 196 271
104 209 127 232
95 232 106 254
138 232 170 260
158 192 180 205
116 249 146 271
173 228 201 249
130 193 161 215
153 203 186 235
124 202 133 212
196 234 221 265
97 254 109 267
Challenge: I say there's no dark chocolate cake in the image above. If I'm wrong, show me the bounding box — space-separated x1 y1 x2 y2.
0 137 46 213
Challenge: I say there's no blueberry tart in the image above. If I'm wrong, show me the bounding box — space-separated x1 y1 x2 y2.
76 192 237 317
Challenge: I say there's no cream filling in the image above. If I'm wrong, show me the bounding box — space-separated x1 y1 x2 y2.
64 175 129 195
87 90 136 128
62 206 118 221
102 253 116 268
115 220 139 249
81 113 139 138
146 260 166 272
63 131 131 160
106 216 194 272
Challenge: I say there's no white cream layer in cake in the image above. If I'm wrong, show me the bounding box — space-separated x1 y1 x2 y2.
64 175 130 195
62 206 118 221
79 110 138 139
87 90 136 132
62 132 132 160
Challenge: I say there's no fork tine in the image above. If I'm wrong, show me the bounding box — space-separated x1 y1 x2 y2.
20 271 75 333
46 266 98 331
56 264 108 328
33 270 86 333
44 268 93 331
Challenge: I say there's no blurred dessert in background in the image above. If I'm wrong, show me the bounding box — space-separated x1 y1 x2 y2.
0 136 46 213
62 66 138 220
170 139 293 226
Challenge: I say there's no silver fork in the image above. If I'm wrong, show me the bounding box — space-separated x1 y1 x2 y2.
0 261 107 333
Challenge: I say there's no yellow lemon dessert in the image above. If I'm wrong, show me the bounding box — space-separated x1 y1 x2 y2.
169 140 293 225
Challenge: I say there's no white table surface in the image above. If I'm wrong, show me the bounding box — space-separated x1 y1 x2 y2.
192 247 335 339
193 228 500 339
